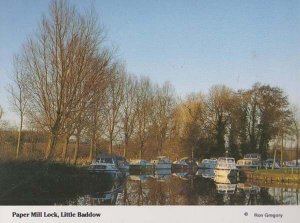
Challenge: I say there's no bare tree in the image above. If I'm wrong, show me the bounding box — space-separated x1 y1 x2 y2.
120 74 138 157
179 93 207 159
135 77 154 159
151 82 175 156
18 0 109 160
102 64 125 154
86 92 101 162
8 56 29 158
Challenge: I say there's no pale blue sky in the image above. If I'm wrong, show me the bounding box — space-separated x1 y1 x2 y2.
0 0 299 124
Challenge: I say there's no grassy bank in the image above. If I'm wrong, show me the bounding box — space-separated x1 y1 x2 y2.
0 160 114 205
244 168 300 184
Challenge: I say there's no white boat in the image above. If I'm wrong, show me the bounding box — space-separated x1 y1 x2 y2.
214 157 238 177
129 159 154 171
262 159 280 169
197 158 217 169
236 158 261 169
237 153 262 169
284 159 300 167
88 154 119 173
151 156 172 169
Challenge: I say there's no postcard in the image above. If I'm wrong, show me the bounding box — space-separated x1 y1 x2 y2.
0 0 299 222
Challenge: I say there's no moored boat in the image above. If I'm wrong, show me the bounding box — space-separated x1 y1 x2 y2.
236 158 261 170
284 159 300 167
151 156 172 169
115 156 130 171
236 153 262 170
129 159 154 172
214 157 238 177
88 153 120 174
197 158 217 169
262 159 280 169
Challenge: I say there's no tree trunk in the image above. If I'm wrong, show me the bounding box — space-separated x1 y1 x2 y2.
191 146 194 160
45 131 58 160
73 135 80 165
16 115 23 159
296 126 299 167
139 142 144 159
109 139 113 154
280 136 284 168
123 142 127 158
62 134 69 162
272 149 277 170
88 135 95 163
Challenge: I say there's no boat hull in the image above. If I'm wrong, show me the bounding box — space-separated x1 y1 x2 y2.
88 164 119 173
214 168 238 177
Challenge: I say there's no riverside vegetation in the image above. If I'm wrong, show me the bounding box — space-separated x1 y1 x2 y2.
0 0 299 170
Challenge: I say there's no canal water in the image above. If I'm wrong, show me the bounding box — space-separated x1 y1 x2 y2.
1 167 299 205
66 169 300 206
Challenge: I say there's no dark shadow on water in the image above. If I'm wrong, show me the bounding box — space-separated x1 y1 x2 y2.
0 161 115 205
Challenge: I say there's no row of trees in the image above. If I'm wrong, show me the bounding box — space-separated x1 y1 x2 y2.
174 84 298 160
4 0 299 163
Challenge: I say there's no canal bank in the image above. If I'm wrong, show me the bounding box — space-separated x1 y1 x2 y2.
243 169 300 184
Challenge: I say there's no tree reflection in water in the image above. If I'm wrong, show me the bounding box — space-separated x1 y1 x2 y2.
71 172 299 205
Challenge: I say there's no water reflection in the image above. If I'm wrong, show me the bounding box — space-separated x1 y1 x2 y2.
69 173 126 205
71 170 300 206
196 168 215 179
2 168 299 205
